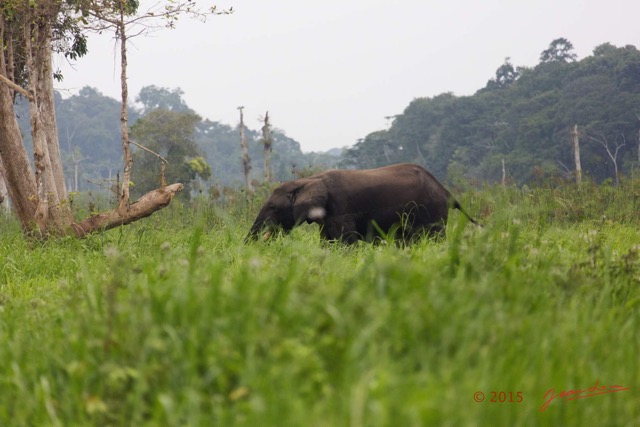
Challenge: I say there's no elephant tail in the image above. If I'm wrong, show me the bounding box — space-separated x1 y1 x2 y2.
450 198 482 227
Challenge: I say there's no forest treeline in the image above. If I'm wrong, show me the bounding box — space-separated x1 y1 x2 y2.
15 38 640 200
343 39 640 186
15 86 341 198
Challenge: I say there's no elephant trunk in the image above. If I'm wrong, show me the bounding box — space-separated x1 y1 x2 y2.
246 216 275 242
245 220 263 242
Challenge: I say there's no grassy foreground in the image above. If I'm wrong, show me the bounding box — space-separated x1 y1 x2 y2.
0 183 639 426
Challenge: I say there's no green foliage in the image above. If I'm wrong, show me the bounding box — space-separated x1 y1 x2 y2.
15 85 340 194
486 57 520 90
187 156 211 178
53 13 88 62
540 37 578 63
0 183 639 425
345 40 640 186
136 85 193 114
130 109 203 199
2 0 90 86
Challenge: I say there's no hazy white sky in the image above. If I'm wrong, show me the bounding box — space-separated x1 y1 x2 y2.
55 0 639 152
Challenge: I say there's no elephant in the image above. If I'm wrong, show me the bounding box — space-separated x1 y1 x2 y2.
246 163 479 244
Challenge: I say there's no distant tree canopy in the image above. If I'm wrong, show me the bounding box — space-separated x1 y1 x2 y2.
342 39 640 186
19 37 638 193
136 86 193 114
130 109 206 199
15 85 341 196
540 37 578 63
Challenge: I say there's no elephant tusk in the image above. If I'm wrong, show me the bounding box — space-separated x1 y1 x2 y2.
308 207 326 220
261 230 273 241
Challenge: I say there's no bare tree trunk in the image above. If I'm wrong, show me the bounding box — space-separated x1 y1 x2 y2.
74 162 79 192
416 143 427 167
0 75 37 229
24 8 50 232
572 124 582 184
383 145 391 163
261 111 273 182
117 4 133 214
0 160 7 209
501 157 507 187
36 17 73 229
238 106 253 193
38 36 67 204
588 133 625 185
636 114 640 163
7 2 71 236
108 169 113 202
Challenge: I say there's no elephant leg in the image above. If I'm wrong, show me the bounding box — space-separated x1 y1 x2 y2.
414 220 446 240
321 216 360 243
409 205 447 240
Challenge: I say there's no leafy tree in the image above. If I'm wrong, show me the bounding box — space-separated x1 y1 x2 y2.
486 57 520 90
342 131 392 169
540 37 578 63
187 156 212 195
130 109 207 199
136 85 193 114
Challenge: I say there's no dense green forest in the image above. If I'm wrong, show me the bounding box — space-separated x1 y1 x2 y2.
343 39 640 186
15 86 341 199
13 38 640 198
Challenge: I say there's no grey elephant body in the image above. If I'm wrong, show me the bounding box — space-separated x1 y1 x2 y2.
247 163 478 243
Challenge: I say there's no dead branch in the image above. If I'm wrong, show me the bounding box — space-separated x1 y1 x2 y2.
261 111 273 182
0 74 31 100
238 106 253 193
571 124 582 184
83 2 231 36
70 183 183 238
587 133 625 184
130 139 168 164
129 139 169 186
557 159 572 174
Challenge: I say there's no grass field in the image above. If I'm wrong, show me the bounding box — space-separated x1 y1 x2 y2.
0 182 639 426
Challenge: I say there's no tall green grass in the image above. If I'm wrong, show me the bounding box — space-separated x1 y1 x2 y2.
0 182 639 426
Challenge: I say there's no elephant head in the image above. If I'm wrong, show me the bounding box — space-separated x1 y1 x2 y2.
246 178 328 241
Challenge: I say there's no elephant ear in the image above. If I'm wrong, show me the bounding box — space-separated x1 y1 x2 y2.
292 179 328 225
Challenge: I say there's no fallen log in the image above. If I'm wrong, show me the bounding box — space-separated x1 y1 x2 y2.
70 183 183 238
